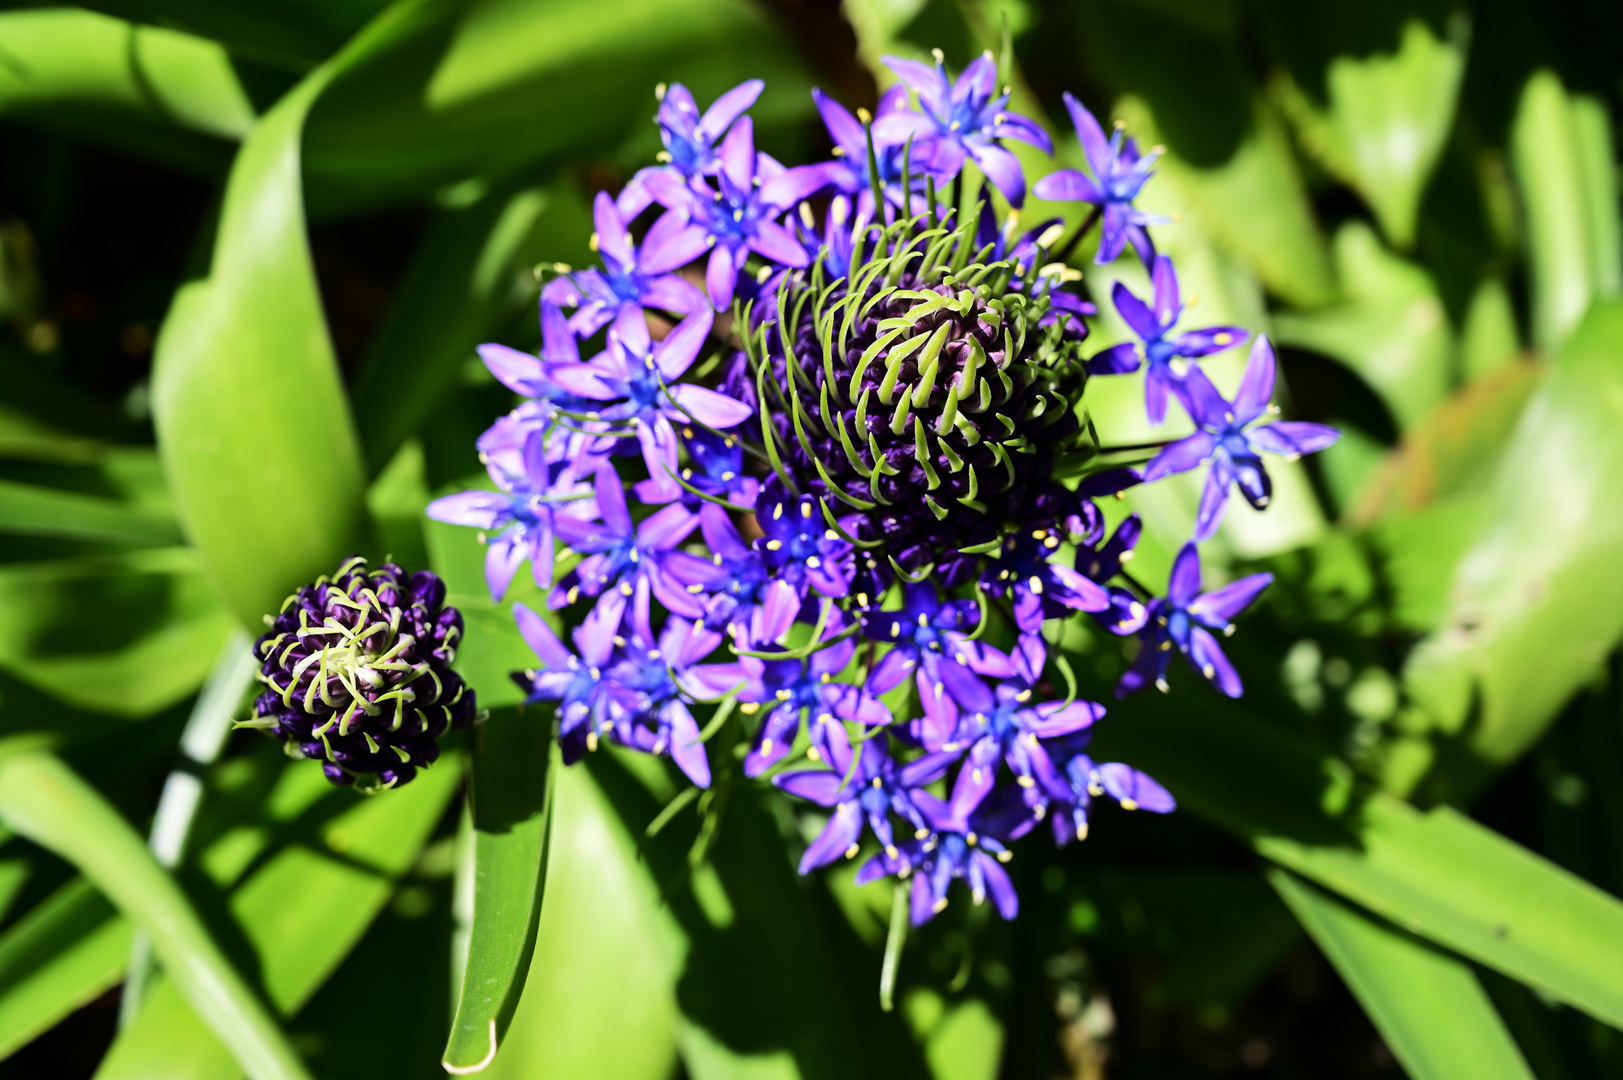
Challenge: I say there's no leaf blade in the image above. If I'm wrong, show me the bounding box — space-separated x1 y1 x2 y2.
1272 870 1535 1080
0 750 312 1080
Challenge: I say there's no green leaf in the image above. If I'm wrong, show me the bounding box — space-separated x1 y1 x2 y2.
0 750 313 1080
301 0 815 214
1273 19 1466 249
1273 222 1452 429
0 878 133 1059
0 9 252 171
1404 301 1623 767
1115 94 1337 308
1511 72 1622 354
354 180 591 473
97 744 464 1079
1087 690 1623 1032
151 4 429 627
1272 870 1535 1080
477 759 681 1080
443 711 555 1073
0 548 237 717
0 478 182 547
74 0 392 69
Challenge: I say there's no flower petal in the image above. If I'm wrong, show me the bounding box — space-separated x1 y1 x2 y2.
1233 334 1276 423
1096 763 1176 812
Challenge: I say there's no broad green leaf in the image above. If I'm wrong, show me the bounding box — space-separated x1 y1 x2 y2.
1460 277 1523 383
1349 362 1540 524
1273 222 1452 430
354 180 591 473
0 548 236 717
0 478 182 547
1572 96 1621 301
1115 95 1336 308
1272 870 1535 1080
152 5 430 627
97 745 463 1079
0 9 253 157
0 878 132 1059
0 750 312 1080
122 630 257 1027
1511 72 1621 354
900 990 1003 1080
443 712 554 1073
302 0 815 214
1404 301 1623 766
1086 690 1623 1032
1273 19 1465 249
74 0 392 68
478 760 681 1080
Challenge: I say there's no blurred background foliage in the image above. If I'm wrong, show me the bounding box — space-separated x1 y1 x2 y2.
0 0 1621 1077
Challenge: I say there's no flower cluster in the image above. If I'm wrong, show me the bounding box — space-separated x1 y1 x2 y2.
245 557 477 790
428 55 1338 925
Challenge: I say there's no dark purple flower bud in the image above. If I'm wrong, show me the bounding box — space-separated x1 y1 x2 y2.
247 557 477 790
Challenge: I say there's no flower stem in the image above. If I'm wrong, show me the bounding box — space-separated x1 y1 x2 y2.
880 880 909 1012
1054 205 1102 265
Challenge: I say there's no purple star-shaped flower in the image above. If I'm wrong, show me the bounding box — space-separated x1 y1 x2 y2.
1141 335 1340 540
858 780 1035 925
640 117 817 309
873 50 1053 207
735 628 890 776
981 525 1110 633
542 192 709 337
1043 734 1175 845
939 635 1105 806
778 86 938 221
425 425 596 601
1074 513 1150 636
1032 92 1164 265
547 460 708 621
601 583 740 787
541 307 751 500
1089 255 1248 424
1116 541 1272 699
860 581 1016 750
616 79 764 216
774 736 943 873
512 594 624 762
755 480 853 599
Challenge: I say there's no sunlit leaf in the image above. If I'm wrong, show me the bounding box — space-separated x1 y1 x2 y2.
1087 689 1623 1032
1511 72 1622 354
1274 19 1466 249
0 878 132 1059
0 548 236 717
0 750 312 1080
1272 870 1536 1080
1404 301 1623 769
1273 222 1452 429
443 712 554 1073
151 6 432 627
0 8 253 170
0 478 182 547
478 759 681 1080
97 744 463 1079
